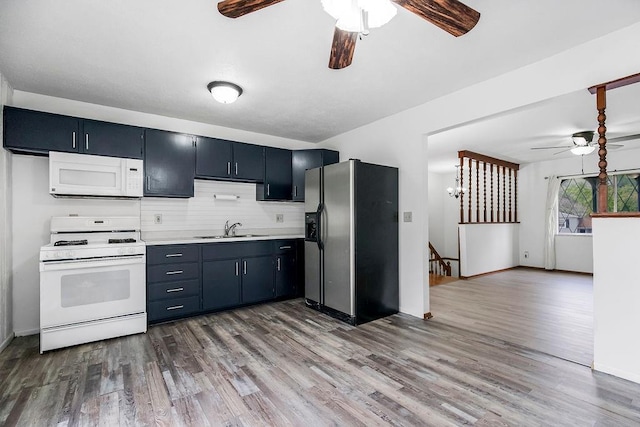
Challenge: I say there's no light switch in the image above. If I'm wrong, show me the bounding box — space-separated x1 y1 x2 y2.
403 212 412 222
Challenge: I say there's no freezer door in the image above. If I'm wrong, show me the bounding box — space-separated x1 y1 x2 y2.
304 167 322 303
322 161 355 316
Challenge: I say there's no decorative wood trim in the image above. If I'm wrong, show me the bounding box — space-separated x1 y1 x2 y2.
423 312 433 320
461 221 520 225
441 257 460 262
483 162 487 222
596 85 608 213
459 156 464 224
468 158 472 223
588 72 640 94
502 166 506 222
490 164 494 222
458 150 520 170
509 169 512 222
591 212 640 218
514 170 518 222
475 160 480 222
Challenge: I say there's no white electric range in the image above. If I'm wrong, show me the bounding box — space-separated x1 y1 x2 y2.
39 216 147 353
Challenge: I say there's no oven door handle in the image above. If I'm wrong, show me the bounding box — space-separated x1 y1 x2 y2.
40 255 145 272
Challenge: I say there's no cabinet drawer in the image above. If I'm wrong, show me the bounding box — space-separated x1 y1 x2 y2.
148 295 200 322
147 244 199 265
202 241 272 260
148 262 199 282
148 279 200 301
273 239 296 254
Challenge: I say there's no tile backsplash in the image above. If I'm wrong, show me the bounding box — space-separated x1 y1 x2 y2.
141 179 304 233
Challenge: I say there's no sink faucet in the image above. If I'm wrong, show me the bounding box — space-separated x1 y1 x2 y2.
224 220 242 237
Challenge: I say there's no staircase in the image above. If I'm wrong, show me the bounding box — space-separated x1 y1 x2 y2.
429 242 458 286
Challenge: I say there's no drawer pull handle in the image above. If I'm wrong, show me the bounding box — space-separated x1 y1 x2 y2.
166 270 183 275
166 287 184 293
279 246 292 250
166 305 184 311
165 253 183 258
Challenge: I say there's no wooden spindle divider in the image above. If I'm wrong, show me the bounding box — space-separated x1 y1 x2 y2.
457 151 519 224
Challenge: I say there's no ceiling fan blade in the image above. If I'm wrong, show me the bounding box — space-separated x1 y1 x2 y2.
391 0 480 36
609 133 640 143
217 0 285 18
553 148 573 155
607 144 624 150
531 146 572 150
329 28 358 69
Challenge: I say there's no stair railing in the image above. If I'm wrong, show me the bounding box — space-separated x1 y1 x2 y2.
428 242 452 277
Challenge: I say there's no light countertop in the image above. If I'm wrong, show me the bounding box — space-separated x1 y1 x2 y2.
142 228 304 246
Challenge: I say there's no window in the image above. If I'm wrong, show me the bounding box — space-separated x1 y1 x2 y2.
558 173 640 234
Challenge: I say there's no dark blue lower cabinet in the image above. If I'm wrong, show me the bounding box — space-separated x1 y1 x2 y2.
148 295 200 322
275 253 297 298
241 256 275 304
202 259 242 311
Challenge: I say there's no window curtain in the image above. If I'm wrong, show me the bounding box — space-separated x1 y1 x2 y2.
544 176 561 270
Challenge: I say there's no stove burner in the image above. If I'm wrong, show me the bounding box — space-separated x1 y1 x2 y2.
54 239 88 246
108 238 137 244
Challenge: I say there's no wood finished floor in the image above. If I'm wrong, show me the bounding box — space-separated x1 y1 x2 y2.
430 268 593 366
2 281 639 425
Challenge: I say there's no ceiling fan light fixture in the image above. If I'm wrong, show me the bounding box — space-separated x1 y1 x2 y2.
322 0 397 32
571 130 595 146
207 81 243 104
570 145 596 156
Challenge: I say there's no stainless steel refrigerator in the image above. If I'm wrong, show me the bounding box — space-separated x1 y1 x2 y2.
304 160 399 325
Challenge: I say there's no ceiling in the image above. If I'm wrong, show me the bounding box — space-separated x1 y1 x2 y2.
427 82 640 173
1 1 640 143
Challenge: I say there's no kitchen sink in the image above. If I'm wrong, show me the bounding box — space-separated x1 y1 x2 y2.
194 234 265 239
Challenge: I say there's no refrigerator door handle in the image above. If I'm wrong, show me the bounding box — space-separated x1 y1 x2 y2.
316 202 324 250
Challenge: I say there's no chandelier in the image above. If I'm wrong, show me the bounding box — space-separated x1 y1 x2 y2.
321 0 397 34
447 165 465 199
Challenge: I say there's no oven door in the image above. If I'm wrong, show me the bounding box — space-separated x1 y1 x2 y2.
40 255 146 329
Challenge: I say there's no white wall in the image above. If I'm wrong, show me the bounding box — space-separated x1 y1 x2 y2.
592 217 640 384
555 234 593 273
141 179 304 236
518 145 640 273
427 172 445 252
321 22 640 317
459 223 519 277
0 73 14 352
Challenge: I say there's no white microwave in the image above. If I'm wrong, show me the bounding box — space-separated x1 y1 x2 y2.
49 152 143 198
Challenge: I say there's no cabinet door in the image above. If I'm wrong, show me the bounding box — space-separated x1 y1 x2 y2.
275 253 297 298
3 106 80 154
258 147 292 200
195 136 233 179
144 129 195 197
291 150 322 202
202 259 242 311
241 256 274 304
82 120 144 159
233 143 264 181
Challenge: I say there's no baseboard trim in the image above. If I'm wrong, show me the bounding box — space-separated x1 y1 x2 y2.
14 328 39 337
423 312 433 320
517 266 593 276
0 332 15 353
459 266 517 280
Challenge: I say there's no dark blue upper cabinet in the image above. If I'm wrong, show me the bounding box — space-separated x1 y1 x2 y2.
233 142 264 181
195 136 233 179
257 147 292 201
82 120 144 159
144 129 195 198
195 138 263 182
291 149 339 201
3 106 80 155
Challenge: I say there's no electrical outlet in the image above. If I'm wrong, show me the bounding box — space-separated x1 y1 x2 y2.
276 214 284 223
154 214 162 224
403 212 412 222
524 251 529 259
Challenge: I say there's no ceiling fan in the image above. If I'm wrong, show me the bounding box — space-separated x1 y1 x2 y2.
216 0 481 69
530 130 640 156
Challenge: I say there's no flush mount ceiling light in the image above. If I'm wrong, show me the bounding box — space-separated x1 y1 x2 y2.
570 131 596 155
207 81 243 104
321 0 397 33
